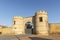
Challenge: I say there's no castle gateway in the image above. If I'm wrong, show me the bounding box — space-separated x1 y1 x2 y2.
12 10 49 36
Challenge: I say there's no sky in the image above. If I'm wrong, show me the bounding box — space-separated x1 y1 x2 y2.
0 0 60 27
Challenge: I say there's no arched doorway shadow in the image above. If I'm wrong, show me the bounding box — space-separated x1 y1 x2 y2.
25 22 34 34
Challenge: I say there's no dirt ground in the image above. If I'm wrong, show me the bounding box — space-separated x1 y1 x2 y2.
0 34 60 40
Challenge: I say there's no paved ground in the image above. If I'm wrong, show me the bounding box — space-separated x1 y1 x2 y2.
0 34 60 40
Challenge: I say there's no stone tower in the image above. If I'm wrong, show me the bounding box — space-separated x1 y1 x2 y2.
12 16 25 34
35 10 48 36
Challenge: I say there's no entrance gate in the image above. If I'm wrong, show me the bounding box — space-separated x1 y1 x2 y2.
25 22 34 34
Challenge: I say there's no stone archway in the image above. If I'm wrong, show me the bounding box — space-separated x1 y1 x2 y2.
25 22 34 34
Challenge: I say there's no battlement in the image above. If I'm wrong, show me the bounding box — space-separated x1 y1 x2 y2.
35 10 47 15
14 16 24 19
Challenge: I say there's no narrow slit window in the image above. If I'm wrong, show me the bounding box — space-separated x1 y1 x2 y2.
0 32 2 34
39 17 43 22
14 21 16 25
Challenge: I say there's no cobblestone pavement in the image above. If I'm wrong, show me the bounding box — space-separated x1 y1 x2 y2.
0 34 60 40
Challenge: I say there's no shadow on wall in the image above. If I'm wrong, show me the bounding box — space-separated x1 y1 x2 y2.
29 37 52 40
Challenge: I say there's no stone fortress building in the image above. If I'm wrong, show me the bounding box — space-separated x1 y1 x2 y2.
0 10 60 36
12 10 48 36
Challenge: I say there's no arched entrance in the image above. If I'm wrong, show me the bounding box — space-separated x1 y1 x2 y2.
25 22 34 34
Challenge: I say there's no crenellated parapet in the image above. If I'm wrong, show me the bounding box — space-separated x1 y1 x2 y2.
35 10 47 16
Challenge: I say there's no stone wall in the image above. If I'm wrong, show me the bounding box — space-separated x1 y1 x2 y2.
0 28 14 35
49 23 60 35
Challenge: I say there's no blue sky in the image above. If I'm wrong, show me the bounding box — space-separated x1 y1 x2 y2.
0 0 60 27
